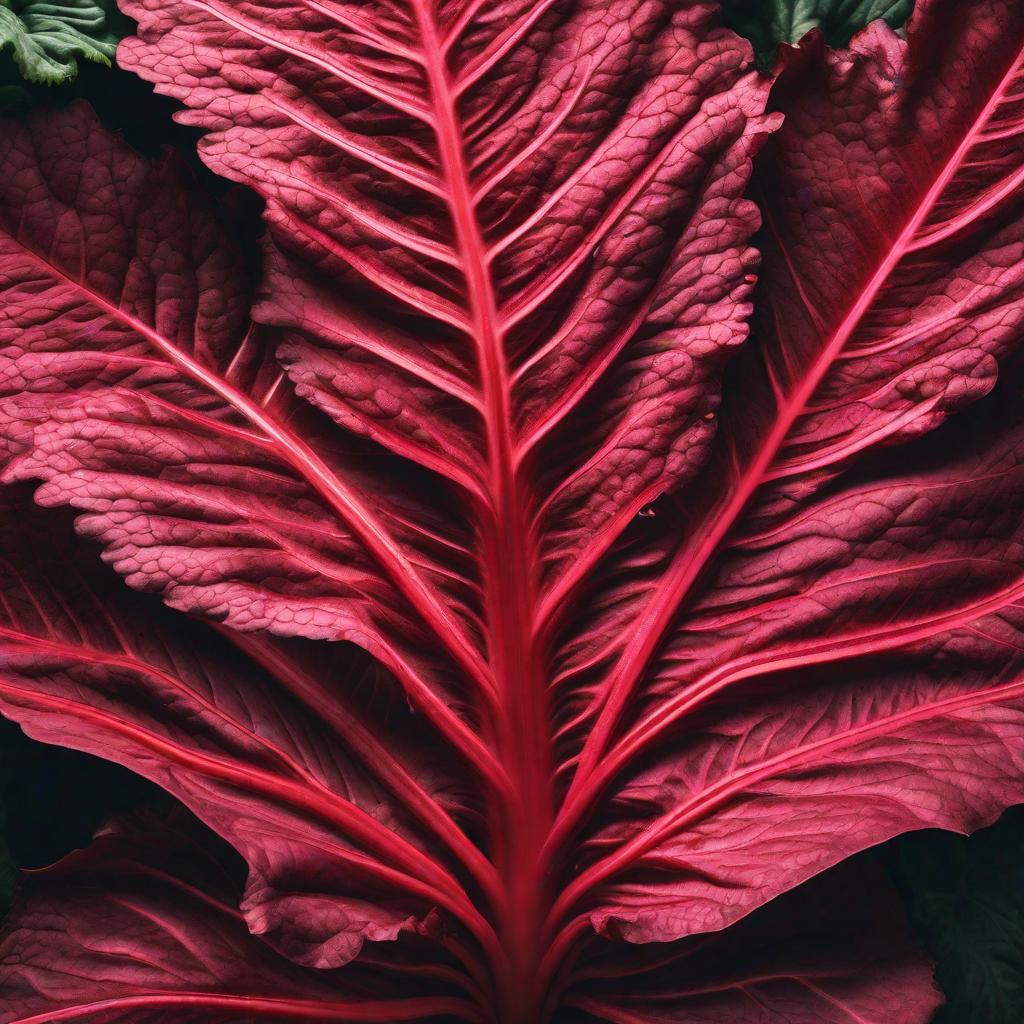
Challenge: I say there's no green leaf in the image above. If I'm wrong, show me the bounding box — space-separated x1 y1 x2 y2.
722 0 913 64
893 808 1024 1023
0 0 118 87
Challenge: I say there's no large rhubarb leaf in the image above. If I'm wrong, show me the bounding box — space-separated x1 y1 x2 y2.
6 3 779 1000
0 0 1022 1020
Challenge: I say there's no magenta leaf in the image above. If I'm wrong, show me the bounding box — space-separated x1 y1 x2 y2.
0 486 487 970
0 810 478 1022
0 810 934 1024
0 816 936 1024
564 855 941 1024
0 0 1022 1019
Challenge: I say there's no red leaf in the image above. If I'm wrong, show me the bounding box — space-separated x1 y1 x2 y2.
0 0 1022 1020
0 811 478 1023
0 487 487 970
0 101 501 782
565 854 941 1024
0 815 935 1024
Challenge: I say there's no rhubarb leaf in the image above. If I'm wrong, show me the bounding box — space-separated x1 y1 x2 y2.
551 0 1024 949
0 482 482 971
0 818 938 1024
567 377 1024 946
0 99 500 789
0 0 1023 1021
565 853 940 1024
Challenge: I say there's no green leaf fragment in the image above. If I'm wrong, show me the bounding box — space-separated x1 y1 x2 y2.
894 808 1024 1024
722 0 912 65
0 0 117 86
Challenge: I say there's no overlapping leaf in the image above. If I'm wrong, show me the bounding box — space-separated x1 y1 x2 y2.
0 816 936 1024
0 0 1021 1021
0 485 486 971
563 854 940 1024
721 0 912 63
0 100 496 780
544 0 1024 948
0 811 477 1023
0 0 118 85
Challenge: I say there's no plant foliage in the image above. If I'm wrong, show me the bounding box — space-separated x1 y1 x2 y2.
722 0 911 62
0 0 1022 1021
0 0 124 108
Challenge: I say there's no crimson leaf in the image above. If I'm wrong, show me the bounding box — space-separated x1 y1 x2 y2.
0 0 1022 1020
562 852 940 1023
0 809 938 1023
0 808 479 1022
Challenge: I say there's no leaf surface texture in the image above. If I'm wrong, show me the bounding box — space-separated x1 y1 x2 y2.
0 0 1022 1020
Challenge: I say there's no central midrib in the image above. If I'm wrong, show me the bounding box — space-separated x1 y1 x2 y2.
412 3 555 1018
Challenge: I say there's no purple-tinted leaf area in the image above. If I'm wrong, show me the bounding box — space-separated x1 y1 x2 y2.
0 0 1023 1020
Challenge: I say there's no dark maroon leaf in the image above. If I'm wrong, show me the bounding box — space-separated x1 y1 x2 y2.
0 0 1021 1019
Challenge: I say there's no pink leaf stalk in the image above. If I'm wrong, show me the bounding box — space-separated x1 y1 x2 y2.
0 0 1022 1020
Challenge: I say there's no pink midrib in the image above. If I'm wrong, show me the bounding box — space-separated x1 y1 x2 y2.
412 1 554 1013
563 36 1024 815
